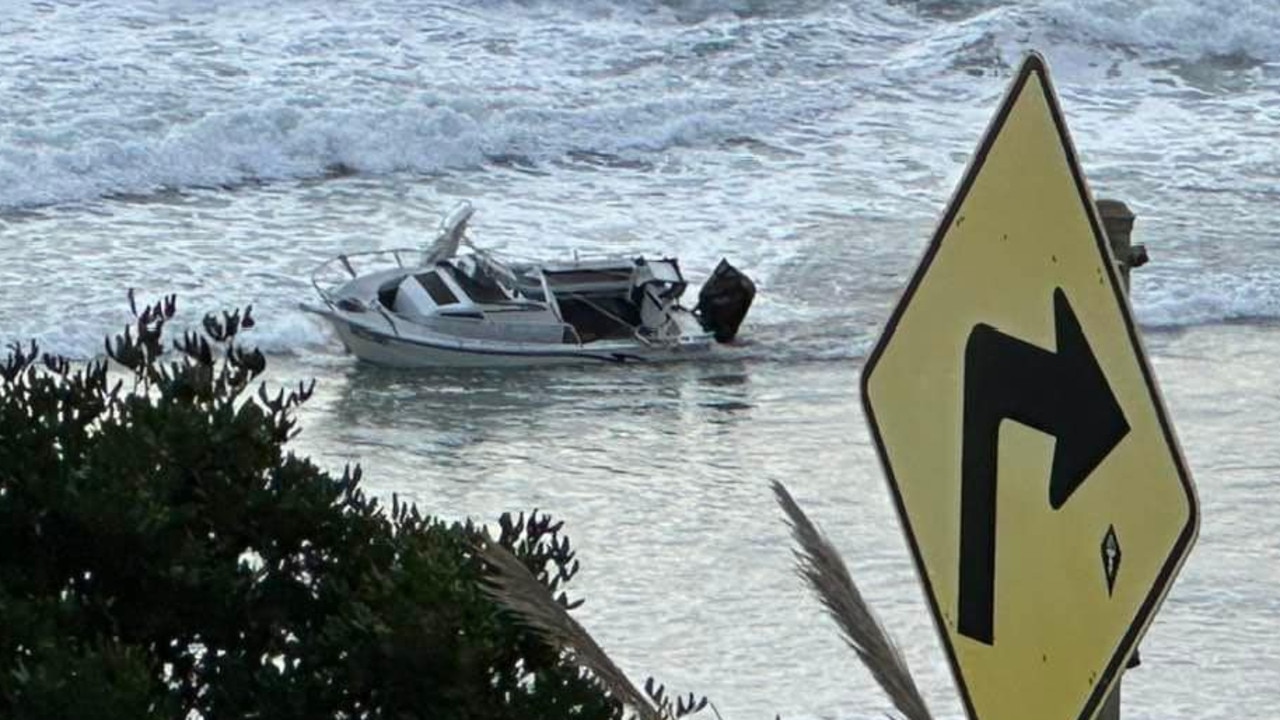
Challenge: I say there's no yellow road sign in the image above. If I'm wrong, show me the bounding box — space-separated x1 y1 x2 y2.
861 54 1199 720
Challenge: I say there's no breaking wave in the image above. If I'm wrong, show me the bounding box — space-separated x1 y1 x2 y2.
2 0 1273 210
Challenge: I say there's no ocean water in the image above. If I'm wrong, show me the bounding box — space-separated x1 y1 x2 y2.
2 1 1279 718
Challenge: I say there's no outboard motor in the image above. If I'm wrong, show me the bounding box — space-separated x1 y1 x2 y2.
694 259 756 343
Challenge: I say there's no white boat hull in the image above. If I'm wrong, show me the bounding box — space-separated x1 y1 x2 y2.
314 307 716 369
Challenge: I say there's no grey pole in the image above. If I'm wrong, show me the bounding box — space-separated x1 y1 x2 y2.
1094 198 1146 720
1097 198 1148 291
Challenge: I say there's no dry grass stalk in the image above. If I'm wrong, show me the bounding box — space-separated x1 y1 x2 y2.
474 534 663 720
772 481 933 720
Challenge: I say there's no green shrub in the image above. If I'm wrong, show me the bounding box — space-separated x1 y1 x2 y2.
0 295 622 720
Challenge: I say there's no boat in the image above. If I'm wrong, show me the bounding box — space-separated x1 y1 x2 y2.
301 202 755 368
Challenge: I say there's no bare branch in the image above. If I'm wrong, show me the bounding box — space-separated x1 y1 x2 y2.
475 535 663 720
772 481 933 720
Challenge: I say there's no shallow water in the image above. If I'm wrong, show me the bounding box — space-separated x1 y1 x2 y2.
270 322 1280 720
5 0 1280 717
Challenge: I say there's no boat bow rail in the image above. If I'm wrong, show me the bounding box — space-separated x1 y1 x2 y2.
309 248 426 311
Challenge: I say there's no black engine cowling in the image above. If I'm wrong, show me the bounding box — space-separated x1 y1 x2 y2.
694 259 756 343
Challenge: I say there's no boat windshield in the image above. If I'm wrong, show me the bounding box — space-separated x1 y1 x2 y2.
414 271 459 306
437 260 510 304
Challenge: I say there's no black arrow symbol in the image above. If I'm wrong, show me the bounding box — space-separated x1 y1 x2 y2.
957 287 1130 646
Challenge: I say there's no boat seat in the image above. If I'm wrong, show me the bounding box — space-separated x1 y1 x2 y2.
436 260 509 303
377 281 399 310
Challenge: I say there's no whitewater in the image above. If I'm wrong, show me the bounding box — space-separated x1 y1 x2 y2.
2 1 1279 718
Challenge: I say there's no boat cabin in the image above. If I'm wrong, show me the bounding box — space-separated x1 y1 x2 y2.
380 259 565 343
376 254 688 345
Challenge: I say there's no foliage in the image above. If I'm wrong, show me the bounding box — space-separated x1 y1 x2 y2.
0 294 631 720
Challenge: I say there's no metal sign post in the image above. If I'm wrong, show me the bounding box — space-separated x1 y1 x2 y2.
1095 198 1146 720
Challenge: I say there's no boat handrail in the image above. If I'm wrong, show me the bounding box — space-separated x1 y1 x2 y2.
309 247 426 307
376 305 402 337
564 324 584 346
475 245 647 269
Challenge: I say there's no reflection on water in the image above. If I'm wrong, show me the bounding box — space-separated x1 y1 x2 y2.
329 359 759 435
295 359 766 507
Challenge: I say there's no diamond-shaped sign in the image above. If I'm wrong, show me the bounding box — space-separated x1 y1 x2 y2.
860 53 1198 720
